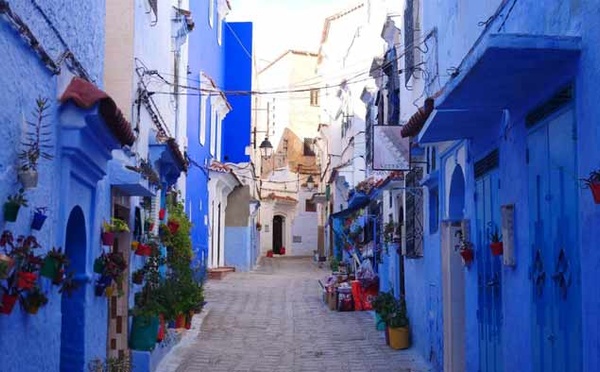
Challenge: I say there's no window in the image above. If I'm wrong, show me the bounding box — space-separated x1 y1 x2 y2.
305 200 317 212
199 96 207 145
208 0 214 28
310 89 320 106
303 138 315 156
216 113 222 161
429 187 439 234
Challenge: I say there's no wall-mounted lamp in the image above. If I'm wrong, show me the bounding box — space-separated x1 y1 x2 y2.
306 175 315 191
259 137 273 158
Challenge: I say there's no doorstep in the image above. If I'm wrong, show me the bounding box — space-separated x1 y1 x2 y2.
207 267 235 280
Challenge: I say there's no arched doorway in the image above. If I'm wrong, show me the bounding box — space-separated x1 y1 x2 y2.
272 215 285 254
443 164 466 372
60 206 87 372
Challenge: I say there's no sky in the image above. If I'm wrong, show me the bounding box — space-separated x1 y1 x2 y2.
227 0 359 68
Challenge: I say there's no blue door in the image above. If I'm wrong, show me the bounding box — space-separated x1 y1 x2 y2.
475 169 503 372
527 107 581 372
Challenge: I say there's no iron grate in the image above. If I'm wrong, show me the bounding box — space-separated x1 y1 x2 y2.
474 149 499 179
526 85 573 128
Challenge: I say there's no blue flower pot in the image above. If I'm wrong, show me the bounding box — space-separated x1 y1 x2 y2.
31 211 47 231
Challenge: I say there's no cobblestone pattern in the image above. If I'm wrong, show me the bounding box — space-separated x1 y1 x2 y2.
175 257 432 372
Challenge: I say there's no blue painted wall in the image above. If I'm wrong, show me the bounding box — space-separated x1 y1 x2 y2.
0 1 112 371
409 1 600 371
186 1 225 270
224 227 250 271
222 22 253 164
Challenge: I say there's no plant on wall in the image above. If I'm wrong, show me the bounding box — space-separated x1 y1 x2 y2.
580 168 600 204
3 188 28 222
18 97 53 189
454 230 474 266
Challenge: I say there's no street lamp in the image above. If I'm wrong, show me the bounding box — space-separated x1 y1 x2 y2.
306 175 315 191
259 137 273 158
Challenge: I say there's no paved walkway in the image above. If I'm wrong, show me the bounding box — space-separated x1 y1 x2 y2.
167 257 431 372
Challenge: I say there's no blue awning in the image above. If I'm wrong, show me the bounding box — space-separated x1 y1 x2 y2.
419 33 581 143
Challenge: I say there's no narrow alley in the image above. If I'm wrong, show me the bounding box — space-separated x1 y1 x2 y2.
161 257 430 372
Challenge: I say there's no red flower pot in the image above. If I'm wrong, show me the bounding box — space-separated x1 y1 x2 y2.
167 220 180 234
266 250 273 258
590 183 600 204
149 223 155 231
280 247 286 255
175 313 186 328
135 244 152 257
490 242 503 256
185 312 193 329
460 248 474 265
101 231 115 246
0 293 18 315
17 272 37 290
159 209 166 220
157 314 165 342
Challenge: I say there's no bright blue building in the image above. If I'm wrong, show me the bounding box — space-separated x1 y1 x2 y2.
186 1 255 273
382 1 600 371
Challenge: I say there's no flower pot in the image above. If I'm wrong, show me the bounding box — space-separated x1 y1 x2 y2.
185 311 193 329
159 208 166 220
17 272 37 290
31 211 47 231
175 313 186 328
18 169 38 189
3 203 20 222
135 244 152 257
590 182 600 204
101 231 115 246
388 326 410 350
95 275 112 296
105 286 114 297
40 256 61 279
0 254 15 279
375 312 386 331
131 241 140 250
94 284 106 297
93 257 105 274
0 293 18 315
157 314 165 342
167 220 180 234
459 248 474 265
280 247 286 255
490 242 503 256
129 315 160 351
266 250 273 258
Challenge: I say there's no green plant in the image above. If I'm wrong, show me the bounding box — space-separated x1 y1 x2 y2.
386 297 409 329
329 257 340 272
488 224 502 243
581 169 600 187
103 218 130 233
371 291 396 320
383 221 397 243
58 271 80 297
19 97 53 172
87 355 131 372
6 188 28 207
45 246 70 266
21 285 48 309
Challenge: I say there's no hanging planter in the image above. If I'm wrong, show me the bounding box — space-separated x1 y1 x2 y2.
3 188 27 222
167 219 180 234
135 244 152 257
18 169 38 190
589 183 600 204
0 293 18 315
131 241 140 250
40 256 61 279
21 287 48 315
94 275 112 297
101 231 115 246
459 248 475 265
490 242 503 256
455 230 475 266
31 208 48 230
132 270 145 285
17 271 37 290
159 208 166 220
93 256 106 274
581 170 600 204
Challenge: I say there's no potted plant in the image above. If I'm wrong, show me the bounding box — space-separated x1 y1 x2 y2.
159 208 166 220
40 247 69 281
581 168 600 204
132 269 145 285
167 218 180 234
101 218 130 245
0 291 19 315
386 297 410 350
31 207 48 230
129 282 165 351
455 230 474 265
371 291 395 332
4 188 28 222
18 97 53 189
58 271 80 297
135 243 152 257
488 225 503 256
144 218 155 232
20 286 48 314
256 222 262 231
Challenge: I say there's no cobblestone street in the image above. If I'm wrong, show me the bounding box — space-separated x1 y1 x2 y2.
167 257 431 372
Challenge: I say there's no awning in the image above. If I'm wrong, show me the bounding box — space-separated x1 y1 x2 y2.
60 77 136 146
108 159 157 197
419 33 581 143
